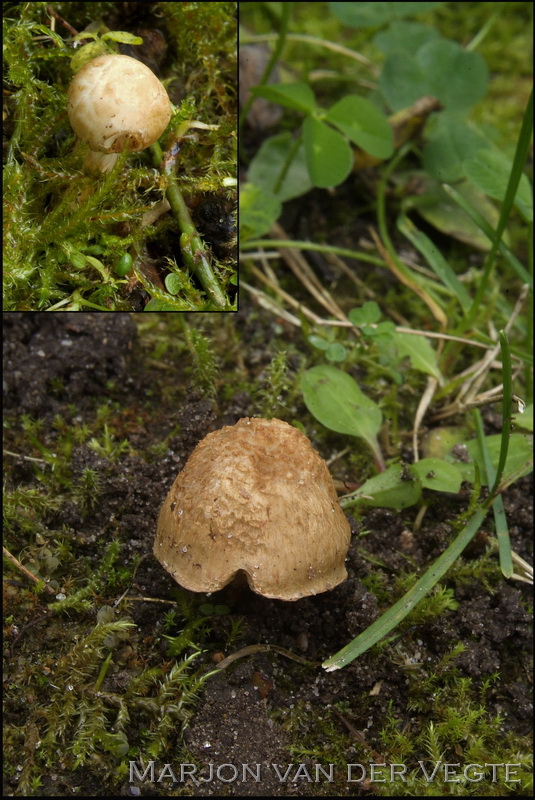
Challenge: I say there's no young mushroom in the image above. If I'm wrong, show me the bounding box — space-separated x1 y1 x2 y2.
154 417 351 601
67 54 172 173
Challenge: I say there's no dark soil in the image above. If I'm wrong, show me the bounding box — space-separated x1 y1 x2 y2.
3 312 532 797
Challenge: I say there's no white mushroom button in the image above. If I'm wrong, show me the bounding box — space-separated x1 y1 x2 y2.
67 54 172 173
154 417 351 600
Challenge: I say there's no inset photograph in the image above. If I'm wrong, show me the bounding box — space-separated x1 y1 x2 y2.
4 2 237 310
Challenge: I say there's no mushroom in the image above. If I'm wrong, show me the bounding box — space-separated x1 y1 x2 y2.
154 417 351 600
67 54 172 173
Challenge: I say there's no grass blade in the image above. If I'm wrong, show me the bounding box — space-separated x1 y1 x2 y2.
463 87 533 329
474 411 513 579
397 212 472 309
491 331 514 497
323 506 488 671
441 183 532 287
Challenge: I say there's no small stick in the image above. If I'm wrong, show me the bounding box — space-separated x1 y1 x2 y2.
331 707 384 762
215 644 319 670
3 546 55 594
46 5 79 37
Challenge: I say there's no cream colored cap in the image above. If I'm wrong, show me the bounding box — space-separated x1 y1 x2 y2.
67 54 171 154
154 417 351 600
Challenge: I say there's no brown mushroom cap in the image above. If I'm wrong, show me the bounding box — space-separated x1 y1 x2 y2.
154 417 351 600
67 54 171 155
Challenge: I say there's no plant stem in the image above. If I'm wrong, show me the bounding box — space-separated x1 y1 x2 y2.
489 331 513 499
149 142 227 309
459 87 533 333
238 2 293 159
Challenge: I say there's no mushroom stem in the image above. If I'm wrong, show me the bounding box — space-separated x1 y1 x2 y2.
83 150 120 174
149 141 228 310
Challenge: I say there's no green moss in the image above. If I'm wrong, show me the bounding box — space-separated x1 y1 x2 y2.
253 350 291 417
373 681 533 795
267 642 531 797
3 321 248 792
3 3 236 310
8 617 216 792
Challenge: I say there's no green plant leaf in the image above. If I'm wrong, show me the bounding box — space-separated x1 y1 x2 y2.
307 335 330 351
394 332 444 384
70 41 110 72
325 96 393 159
465 433 533 487
421 426 469 459
165 273 183 295
70 252 86 269
402 175 502 251
379 52 428 111
374 20 440 56
247 133 312 201
325 343 347 362
341 463 422 510
417 39 488 112
300 365 383 463
464 149 533 222
380 39 488 113
114 253 132 277
514 403 533 432
348 302 382 325
443 433 533 486
102 31 143 44
73 31 99 42
364 320 396 342
411 458 463 492
252 82 317 114
441 183 530 285
303 117 353 188
422 115 489 183
330 2 444 28
239 183 281 241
